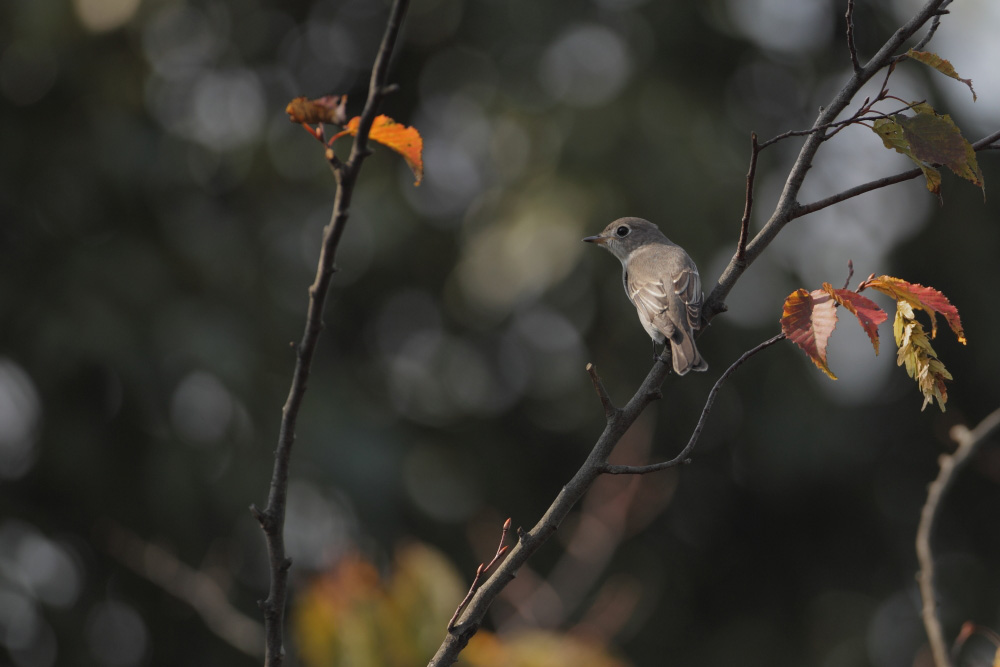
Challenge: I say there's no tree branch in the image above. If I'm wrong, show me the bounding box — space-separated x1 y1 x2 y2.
705 0 949 321
428 360 673 666
251 2 410 665
737 132 759 263
916 406 1000 667
846 0 862 74
601 333 785 475
586 363 619 420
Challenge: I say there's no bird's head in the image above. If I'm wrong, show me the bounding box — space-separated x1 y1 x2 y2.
582 217 669 261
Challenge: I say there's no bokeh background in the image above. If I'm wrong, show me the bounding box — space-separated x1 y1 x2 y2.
3 0 1000 665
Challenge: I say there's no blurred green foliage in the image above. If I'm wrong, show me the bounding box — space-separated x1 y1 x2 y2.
2 0 1000 665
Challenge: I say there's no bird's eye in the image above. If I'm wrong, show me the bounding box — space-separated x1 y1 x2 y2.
615 226 629 237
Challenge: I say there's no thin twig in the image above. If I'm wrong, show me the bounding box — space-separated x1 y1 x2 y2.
601 333 786 475
912 0 952 52
737 132 759 263
842 260 855 291
846 0 862 74
586 363 619 419
757 103 921 151
448 519 512 631
252 2 410 666
916 406 1000 667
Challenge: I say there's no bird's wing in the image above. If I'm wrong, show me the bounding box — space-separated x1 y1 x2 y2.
672 265 703 331
627 273 678 339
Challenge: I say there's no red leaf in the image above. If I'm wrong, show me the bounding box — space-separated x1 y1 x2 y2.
859 275 965 343
780 288 839 379
822 283 888 354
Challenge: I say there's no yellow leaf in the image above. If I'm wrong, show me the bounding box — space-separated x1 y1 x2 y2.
906 49 977 101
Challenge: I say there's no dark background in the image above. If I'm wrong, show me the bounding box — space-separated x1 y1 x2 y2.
2 0 999 665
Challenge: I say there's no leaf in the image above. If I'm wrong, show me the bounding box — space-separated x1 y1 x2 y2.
896 104 984 192
332 115 424 185
893 301 953 411
821 283 888 354
906 49 977 102
859 275 965 343
780 288 839 379
872 116 942 194
285 95 348 126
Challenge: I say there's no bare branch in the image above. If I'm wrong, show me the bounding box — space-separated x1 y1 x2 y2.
737 132 759 263
586 363 619 419
601 333 786 475
912 0 952 52
917 406 1000 667
253 1 411 665
846 0 862 74
842 260 855 291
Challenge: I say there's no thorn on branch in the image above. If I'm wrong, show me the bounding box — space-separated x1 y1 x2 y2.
381 83 400 95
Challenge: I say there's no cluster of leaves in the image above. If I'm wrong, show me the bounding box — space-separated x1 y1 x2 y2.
292 543 626 667
871 50 983 196
286 94 424 185
781 275 965 411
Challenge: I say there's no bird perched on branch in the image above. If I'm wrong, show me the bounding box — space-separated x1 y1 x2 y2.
584 217 708 375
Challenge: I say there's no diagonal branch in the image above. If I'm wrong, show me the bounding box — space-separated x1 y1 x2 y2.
917 406 1000 667
250 2 410 666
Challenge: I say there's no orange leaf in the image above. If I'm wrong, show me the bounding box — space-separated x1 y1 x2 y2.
859 275 965 344
780 288 839 379
332 115 424 186
821 283 888 354
285 95 348 126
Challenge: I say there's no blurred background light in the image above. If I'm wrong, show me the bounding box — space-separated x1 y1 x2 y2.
0 359 40 480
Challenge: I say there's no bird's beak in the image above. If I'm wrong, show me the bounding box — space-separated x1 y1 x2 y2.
582 235 607 244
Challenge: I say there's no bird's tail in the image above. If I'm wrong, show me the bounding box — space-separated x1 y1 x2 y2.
670 331 708 376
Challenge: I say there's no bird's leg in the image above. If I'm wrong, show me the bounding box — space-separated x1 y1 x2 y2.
653 341 671 367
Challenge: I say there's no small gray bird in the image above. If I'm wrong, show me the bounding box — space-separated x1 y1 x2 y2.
584 217 708 375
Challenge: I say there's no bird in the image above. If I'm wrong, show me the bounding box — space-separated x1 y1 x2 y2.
583 217 708 375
